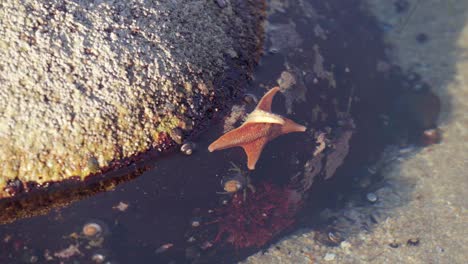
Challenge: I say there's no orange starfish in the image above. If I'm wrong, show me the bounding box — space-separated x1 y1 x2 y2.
208 87 307 170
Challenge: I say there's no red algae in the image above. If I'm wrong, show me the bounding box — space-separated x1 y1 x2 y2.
213 183 299 249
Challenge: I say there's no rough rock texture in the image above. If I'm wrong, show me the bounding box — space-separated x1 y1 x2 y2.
0 0 265 197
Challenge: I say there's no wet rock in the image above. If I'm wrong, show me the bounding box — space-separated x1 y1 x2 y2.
277 68 307 114
313 45 337 88
0 0 265 211
293 153 324 194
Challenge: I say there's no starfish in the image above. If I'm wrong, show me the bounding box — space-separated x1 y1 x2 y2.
208 87 306 170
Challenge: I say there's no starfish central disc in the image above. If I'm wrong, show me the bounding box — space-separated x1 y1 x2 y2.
208 87 306 170
245 109 285 125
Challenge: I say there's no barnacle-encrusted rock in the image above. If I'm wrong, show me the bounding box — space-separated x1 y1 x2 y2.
0 0 265 198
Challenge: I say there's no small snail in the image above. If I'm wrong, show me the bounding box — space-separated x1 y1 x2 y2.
221 174 246 193
180 142 196 155
218 162 255 199
82 220 109 239
83 222 103 238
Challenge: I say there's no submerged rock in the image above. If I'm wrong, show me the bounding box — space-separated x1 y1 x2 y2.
0 0 265 198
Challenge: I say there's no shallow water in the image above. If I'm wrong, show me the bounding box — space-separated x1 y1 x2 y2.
0 0 441 263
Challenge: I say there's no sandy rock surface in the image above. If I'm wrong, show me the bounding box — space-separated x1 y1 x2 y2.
0 0 264 197
243 0 468 263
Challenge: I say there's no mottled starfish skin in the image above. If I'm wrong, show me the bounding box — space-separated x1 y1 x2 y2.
208 87 306 170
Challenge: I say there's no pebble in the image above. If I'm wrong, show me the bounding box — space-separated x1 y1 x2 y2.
366 192 378 203
421 128 442 145
327 230 344 245
340 241 351 249
201 241 213 250
268 47 279 54
112 201 129 212
389 241 400 248
29 256 38 263
91 253 105 263
407 238 420 246
324 252 336 261
155 243 173 254
190 217 202 227
436 246 445 253
367 165 377 175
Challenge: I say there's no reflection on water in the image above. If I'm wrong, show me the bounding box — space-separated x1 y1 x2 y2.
0 0 440 263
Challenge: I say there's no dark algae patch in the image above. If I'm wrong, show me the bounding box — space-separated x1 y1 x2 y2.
0 0 441 263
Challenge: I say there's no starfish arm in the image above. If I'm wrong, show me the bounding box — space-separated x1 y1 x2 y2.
256 86 280 112
281 117 307 134
208 123 269 152
241 136 269 170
